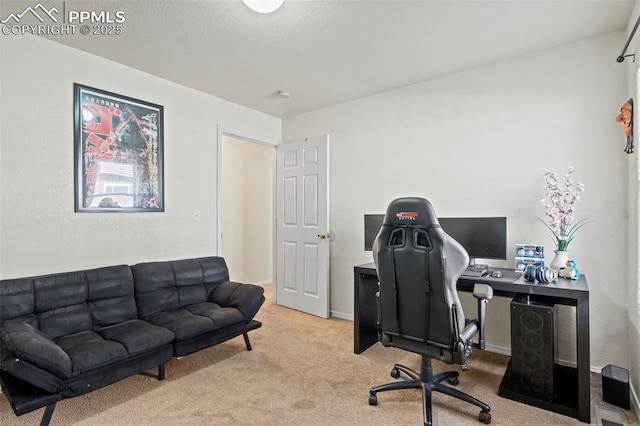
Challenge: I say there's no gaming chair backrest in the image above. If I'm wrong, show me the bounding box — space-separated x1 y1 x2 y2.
373 197 469 349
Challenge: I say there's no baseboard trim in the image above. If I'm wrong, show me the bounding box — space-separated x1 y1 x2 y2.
330 311 353 321
484 344 510 356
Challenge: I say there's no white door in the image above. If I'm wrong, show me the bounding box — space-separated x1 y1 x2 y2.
276 135 330 318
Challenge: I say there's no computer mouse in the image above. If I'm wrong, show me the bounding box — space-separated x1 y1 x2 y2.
490 270 503 278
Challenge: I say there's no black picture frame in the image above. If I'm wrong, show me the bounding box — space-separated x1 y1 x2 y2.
74 84 164 212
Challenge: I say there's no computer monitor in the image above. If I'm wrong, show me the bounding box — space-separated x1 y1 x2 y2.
364 214 507 262
438 217 507 261
364 214 385 251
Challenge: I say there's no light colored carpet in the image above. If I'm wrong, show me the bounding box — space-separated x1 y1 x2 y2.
1 285 637 425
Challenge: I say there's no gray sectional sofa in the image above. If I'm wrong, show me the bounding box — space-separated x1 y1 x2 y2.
0 256 264 425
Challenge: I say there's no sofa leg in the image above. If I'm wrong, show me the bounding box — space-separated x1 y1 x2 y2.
243 332 253 351
158 363 165 380
40 403 56 426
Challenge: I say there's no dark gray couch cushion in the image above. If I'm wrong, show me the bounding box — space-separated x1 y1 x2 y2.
34 272 87 311
90 296 138 328
97 320 175 356
87 265 138 327
86 265 134 300
198 257 231 291
132 262 180 318
172 258 207 287
0 322 72 378
131 261 176 294
186 303 244 328
38 304 92 340
55 331 128 373
0 279 35 321
143 309 217 341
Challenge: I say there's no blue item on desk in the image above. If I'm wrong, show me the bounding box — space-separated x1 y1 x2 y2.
561 260 580 279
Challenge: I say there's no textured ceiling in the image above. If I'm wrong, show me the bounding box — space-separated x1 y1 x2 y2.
28 0 637 118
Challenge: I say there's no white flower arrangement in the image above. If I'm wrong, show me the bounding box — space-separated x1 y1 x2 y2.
540 167 588 252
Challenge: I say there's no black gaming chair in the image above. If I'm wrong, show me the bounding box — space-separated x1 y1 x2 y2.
369 197 493 426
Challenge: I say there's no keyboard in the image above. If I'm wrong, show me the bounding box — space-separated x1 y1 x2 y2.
462 264 489 277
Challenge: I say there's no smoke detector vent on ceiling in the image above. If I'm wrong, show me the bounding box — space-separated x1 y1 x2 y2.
242 0 284 14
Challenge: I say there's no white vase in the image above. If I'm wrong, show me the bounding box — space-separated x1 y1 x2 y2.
549 250 569 273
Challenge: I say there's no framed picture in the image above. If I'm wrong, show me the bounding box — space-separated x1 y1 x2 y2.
74 84 164 212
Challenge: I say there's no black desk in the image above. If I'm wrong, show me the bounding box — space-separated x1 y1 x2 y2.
354 262 590 423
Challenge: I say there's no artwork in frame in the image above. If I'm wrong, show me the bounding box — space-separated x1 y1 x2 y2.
74 84 164 212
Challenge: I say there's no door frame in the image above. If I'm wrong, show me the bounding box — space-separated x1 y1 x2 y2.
216 126 278 297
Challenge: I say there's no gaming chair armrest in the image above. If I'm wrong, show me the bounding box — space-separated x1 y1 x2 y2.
459 321 479 343
472 283 494 350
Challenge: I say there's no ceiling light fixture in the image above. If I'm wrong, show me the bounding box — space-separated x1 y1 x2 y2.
242 0 284 14
276 90 290 99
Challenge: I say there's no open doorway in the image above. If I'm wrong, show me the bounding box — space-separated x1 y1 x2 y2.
218 133 275 285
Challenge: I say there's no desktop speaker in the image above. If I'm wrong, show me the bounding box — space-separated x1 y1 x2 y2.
510 294 555 401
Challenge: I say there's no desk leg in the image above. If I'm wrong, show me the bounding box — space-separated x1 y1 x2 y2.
354 271 379 354
576 295 590 423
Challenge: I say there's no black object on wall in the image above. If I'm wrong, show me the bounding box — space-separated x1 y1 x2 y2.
510 294 555 401
617 15 640 63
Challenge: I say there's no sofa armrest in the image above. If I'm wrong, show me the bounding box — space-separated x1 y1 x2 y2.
209 282 265 323
1 322 72 379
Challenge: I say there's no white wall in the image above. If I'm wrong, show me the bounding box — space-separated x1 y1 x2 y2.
0 34 281 278
284 32 628 370
221 135 273 284
624 0 640 415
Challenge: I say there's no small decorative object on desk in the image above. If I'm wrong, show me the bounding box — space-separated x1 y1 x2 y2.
560 259 580 280
515 244 545 272
540 167 589 273
549 250 569 273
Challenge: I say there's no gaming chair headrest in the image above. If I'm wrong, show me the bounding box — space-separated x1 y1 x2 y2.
382 197 440 227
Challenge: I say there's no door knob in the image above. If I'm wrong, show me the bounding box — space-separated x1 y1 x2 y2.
317 233 326 240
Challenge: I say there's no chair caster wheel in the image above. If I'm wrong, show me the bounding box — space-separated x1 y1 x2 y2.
390 367 401 379
369 394 378 406
478 411 491 424
448 377 459 386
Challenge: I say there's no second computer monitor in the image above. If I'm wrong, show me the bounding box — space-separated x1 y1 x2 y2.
438 217 507 261
365 215 507 261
